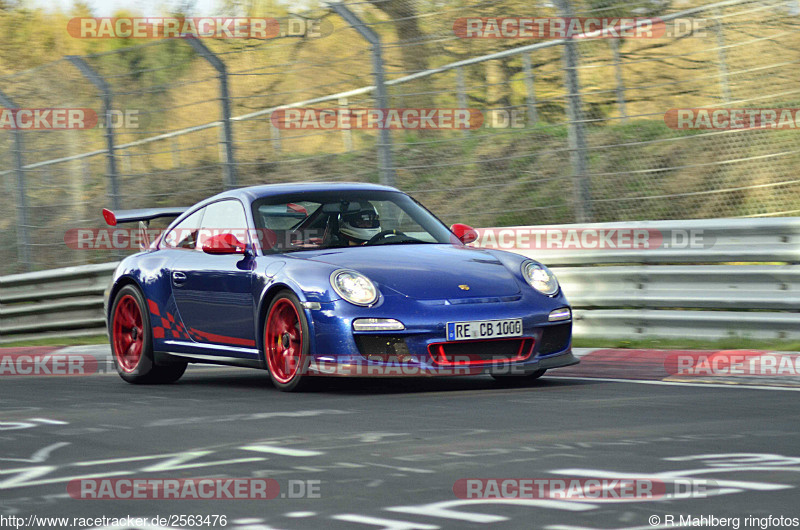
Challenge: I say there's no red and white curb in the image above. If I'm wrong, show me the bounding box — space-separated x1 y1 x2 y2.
555 348 800 389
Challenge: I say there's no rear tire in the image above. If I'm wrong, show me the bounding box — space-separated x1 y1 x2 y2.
110 285 187 384
264 290 312 392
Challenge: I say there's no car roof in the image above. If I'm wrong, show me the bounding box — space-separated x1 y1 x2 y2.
204 182 402 205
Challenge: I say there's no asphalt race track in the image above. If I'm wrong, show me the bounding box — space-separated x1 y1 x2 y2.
1 349 800 530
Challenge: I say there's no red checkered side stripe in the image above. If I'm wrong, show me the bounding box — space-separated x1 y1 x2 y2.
147 299 191 341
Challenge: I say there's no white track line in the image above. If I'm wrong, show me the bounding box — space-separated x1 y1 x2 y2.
240 445 324 457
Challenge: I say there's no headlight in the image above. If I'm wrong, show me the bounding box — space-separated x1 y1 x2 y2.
331 270 379 306
521 261 559 296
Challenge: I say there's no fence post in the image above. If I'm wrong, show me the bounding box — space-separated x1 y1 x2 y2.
329 2 395 187
609 40 628 123
171 138 181 168
339 98 353 151
521 53 538 126
0 91 31 271
557 0 592 223
65 56 121 213
713 7 732 103
268 112 283 154
456 67 469 136
184 38 238 189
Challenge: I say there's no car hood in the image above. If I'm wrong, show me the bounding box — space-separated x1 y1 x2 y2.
298 244 521 300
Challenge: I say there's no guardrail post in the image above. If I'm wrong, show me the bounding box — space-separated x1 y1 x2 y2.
557 0 593 223
329 2 395 186
65 56 121 213
0 90 31 272
184 38 238 189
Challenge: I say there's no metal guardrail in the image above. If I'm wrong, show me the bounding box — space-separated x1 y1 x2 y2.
495 218 800 341
1 218 798 344
492 217 800 265
0 262 116 343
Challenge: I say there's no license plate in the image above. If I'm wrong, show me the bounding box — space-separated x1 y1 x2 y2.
446 318 523 341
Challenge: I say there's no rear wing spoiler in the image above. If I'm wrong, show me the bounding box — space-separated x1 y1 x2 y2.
102 207 188 226
102 207 189 250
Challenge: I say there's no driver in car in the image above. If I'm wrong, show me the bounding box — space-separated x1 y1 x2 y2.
339 204 382 245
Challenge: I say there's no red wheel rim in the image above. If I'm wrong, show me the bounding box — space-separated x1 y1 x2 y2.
112 294 144 373
265 299 304 384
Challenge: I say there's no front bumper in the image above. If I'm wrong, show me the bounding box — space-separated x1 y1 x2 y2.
308 348 578 377
304 291 576 377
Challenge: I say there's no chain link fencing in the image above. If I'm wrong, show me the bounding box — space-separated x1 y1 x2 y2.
0 0 798 273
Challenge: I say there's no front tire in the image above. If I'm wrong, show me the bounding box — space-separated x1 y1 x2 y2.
264 290 311 392
110 285 186 384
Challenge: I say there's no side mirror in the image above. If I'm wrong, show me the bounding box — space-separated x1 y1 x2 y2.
201 233 246 255
451 223 478 245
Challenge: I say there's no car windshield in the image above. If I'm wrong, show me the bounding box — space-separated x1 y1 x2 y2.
251 190 454 253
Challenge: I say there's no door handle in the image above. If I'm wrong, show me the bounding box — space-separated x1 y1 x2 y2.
172 271 187 286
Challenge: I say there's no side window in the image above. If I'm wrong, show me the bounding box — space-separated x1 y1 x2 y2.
197 200 249 247
162 208 205 250
375 200 433 239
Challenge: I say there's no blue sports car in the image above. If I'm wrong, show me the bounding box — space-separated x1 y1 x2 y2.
103 183 577 391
